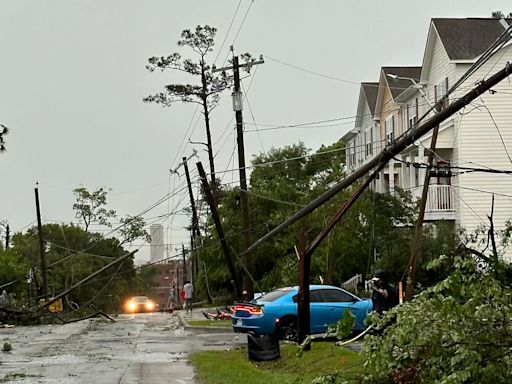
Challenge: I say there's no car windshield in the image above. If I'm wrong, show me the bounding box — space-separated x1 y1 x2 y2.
133 296 148 303
256 289 292 302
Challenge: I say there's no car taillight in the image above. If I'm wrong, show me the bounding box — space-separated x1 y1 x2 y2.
234 304 263 315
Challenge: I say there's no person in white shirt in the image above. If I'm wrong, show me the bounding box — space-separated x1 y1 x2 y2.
183 281 194 313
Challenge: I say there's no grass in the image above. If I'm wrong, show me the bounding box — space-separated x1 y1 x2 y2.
0 373 41 382
191 341 363 384
188 320 233 328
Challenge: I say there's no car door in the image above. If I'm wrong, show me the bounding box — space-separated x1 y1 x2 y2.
309 289 331 334
316 289 358 332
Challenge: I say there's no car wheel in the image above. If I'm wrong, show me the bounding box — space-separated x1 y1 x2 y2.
277 316 298 341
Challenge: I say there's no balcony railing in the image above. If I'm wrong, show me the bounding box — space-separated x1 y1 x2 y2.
425 184 454 212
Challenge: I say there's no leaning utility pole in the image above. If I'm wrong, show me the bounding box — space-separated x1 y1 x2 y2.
182 156 201 239
213 54 264 298
34 185 48 300
406 106 442 301
243 62 512 257
182 243 187 283
197 161 241 297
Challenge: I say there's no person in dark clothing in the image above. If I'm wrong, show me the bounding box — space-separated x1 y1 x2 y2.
371 270 399 314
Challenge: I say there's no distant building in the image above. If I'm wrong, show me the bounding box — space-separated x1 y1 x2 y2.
149 224 164 263
152 260 191 310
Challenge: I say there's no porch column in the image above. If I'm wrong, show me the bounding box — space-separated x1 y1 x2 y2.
389 159 395 193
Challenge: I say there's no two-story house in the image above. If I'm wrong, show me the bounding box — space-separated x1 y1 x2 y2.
343 17 512 258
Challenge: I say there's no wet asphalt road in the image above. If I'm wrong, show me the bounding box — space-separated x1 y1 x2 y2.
0 312 244 383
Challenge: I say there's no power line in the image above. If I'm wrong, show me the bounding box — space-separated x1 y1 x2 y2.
231 0 254 47
213 0 242 65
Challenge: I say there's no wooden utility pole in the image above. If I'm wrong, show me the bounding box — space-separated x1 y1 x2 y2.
34 185 48 300
197 161 241 297
182 243 187 283
297 228 311 348
213 54 264 298
405 124 440 301
182 155 200 283
183 156 201 239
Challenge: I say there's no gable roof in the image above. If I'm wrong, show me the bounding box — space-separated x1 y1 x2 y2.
432 18 512 60
361 82 379 114
382 67 422 99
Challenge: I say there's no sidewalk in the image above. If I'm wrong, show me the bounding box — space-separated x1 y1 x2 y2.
175 308 235 334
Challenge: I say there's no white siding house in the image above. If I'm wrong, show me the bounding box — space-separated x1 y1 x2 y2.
344 17 512 259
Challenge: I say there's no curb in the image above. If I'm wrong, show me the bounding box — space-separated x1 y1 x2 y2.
175 311 234 334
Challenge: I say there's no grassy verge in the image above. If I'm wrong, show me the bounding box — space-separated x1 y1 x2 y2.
188 320 233 327
191 341 363 384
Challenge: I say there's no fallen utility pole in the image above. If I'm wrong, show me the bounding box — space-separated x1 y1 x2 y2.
243 62 512 256
34 185 49 300
213 55 264 299
40 250 137 309
197 161 241 297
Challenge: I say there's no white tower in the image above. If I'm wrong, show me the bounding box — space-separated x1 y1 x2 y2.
150 224 164 263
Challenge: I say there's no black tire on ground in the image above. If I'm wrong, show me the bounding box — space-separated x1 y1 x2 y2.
276 316 298 341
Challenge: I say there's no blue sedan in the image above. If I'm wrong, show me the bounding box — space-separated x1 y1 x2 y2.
232 285 372 341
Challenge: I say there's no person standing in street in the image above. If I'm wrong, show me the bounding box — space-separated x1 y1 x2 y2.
168 285 177 312
371 270 398 314
183 281 194 314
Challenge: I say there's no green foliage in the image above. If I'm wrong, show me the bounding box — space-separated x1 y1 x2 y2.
72 186 116 231
327 309 356 341
119 215 150 245
361 253 512 383
193 139 457 301
2 223 152 313
144 25 228 108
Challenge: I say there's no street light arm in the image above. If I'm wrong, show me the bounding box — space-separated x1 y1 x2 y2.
386 73 434 109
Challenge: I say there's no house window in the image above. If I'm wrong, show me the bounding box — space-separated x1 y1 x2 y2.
435 77 449 108
364 130 373 157
407 100 417 129
385 116 394 145
348 140 356 166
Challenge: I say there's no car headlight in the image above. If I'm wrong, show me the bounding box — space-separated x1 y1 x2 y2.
145 302 154 311
128 302 136 311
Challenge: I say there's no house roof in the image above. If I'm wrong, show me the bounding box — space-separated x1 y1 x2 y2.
432 18 512 60
361 82 379 114
381 67 422 99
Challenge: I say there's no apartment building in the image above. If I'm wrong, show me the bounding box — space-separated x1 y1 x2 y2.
343 18 512 257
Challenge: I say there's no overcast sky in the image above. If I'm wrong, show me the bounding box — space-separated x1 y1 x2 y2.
1 0 510 265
